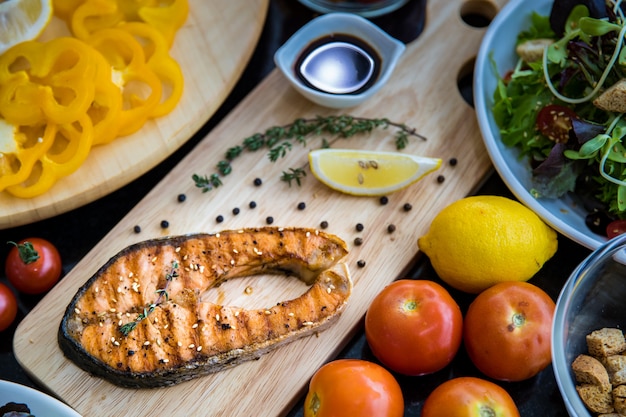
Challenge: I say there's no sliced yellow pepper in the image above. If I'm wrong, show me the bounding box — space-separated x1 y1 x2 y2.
118 22 184 118
0 37 99 126
58 0 189 48
5 115 94 198
87 27 162 136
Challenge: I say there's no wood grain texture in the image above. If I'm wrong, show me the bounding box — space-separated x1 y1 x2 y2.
15 0 509 416
0 0 269 229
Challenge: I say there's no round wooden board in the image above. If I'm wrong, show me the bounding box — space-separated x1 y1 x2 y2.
0 0 269 229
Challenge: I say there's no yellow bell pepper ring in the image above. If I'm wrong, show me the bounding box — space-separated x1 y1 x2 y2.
119 22 184 118
88 27 162 137
64 0 189 47
0 37 99 126
0 121 57 191
5 115 95 198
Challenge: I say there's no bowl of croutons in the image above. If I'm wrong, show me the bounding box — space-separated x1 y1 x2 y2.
552 233 626 417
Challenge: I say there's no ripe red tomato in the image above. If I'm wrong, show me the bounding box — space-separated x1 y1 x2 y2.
303 359 403 417
536 104 577 143
364 279 463 375
5 238 62 295
607 219 626 239
463 281 555 381
421 377 520 417
0 283 18 331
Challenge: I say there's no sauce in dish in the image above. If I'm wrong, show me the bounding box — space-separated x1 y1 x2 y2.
295 34 381 95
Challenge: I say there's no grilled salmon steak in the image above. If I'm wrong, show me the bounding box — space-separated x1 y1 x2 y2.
58 227 351 388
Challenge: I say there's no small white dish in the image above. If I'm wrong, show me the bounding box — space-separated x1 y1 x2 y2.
0 380 82 417
474 0 604 250
274 12 405 109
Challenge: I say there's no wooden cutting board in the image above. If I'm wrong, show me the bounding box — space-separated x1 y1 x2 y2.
0 0 268 229
14 0 508 416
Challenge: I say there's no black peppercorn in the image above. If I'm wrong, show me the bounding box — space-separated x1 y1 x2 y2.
403 203 412 211
379 196 388 205
356 223 364 232
297 202 306 210
249 201 257 209
133 225 141 233
232 207 240 215
357 260 366 268
254 178 262 186
387 224 396 233
266 216 274 224
437 175 445 183
216 215 224 223
449 157 458 166
177 193 186 202
320 221 329 229
160 220 169 228
354 237 363 246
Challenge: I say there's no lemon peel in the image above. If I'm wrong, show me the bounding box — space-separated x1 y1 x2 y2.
417 195 558 294
308 149 441 196
0 0 53 55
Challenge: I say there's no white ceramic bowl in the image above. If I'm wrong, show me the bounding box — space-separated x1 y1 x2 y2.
274 12 405 109
473 0 604 250
0 380 82 417
552 233 626 417
297 0 409 17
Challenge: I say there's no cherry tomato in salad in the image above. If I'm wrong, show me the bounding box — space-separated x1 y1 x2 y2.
421 377 520 417
303 359 404 417
364 279 463 375
536 104 578 143
463 281 555 381
5 238 62 295
0 283 18 331
607 219 626 239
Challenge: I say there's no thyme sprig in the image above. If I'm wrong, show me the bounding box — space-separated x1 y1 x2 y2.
118 260 179 336
192 115 426 193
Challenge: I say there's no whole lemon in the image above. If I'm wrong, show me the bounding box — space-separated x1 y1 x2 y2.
417 195 557 293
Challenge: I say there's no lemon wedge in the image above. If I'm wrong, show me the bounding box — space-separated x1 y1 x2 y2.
309 149 442 196
0 0 53 55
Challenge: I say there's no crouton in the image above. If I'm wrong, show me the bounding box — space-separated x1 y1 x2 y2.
573 354 612 392
594 80 626 113
587 328 626 358
577 384 615 414
515 38 554 63
605 355 626 386
614 385 626 414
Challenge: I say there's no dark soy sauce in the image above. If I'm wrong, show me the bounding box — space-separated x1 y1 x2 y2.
295 34 381 95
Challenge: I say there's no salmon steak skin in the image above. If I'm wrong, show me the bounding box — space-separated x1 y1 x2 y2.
58 227 351 388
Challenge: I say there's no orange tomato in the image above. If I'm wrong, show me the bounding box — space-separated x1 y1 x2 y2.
463 281 555 381
364 279 463 375
303 359 404 417
421 377 520 417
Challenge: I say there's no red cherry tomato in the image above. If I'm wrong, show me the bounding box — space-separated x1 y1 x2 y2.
607 219 626 239
463 281 555 381
364 279 463 375
536 104 577 143
421 377 520 417
0 283 18 331
5 238 62 295
303 359 404 417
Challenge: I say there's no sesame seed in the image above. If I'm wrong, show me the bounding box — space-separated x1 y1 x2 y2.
288 312 295 317
74 308 80 314
144 341 151 346
192 323 199 329
114 341 120 346
177 341 183 347
152 256 158 263
162 358 170 363
265 310 272 315
303 321 314 326
189 344 195 349
175 247 181 252
197 346 203 352
216 314 220 321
